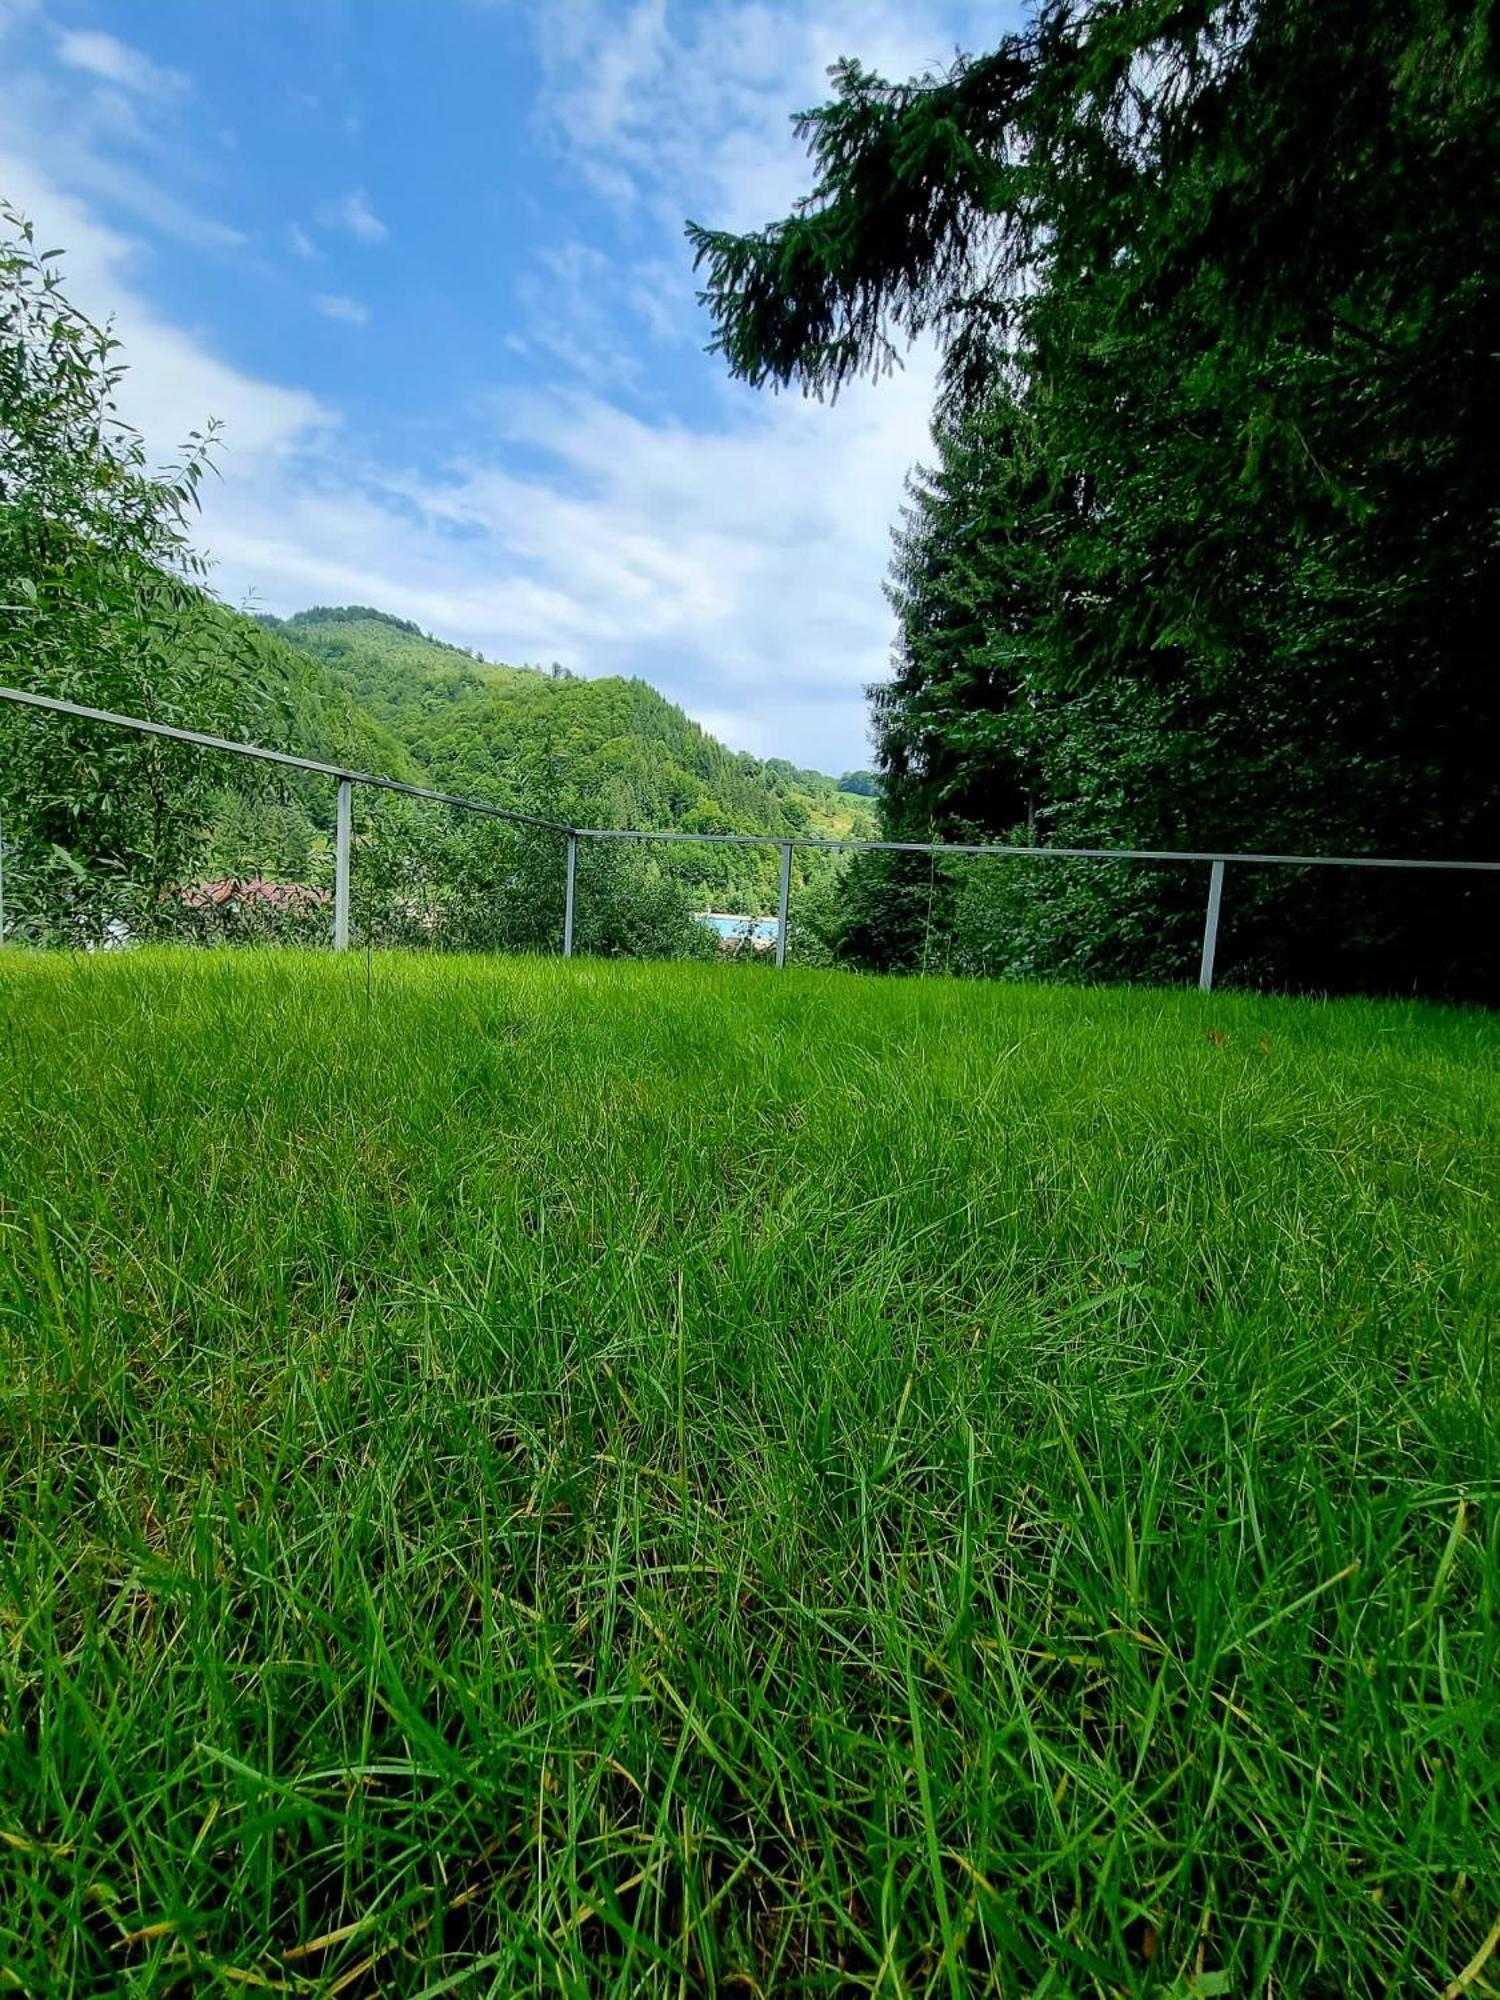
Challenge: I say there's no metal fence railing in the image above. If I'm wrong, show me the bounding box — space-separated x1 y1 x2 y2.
3 682 1497 991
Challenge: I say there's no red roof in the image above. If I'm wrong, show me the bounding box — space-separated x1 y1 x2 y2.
176 878 332 911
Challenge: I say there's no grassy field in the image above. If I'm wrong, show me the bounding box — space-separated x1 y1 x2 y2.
1 951 1496 1997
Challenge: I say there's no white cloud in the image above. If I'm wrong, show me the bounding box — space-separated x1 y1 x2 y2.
56 28 190 100
315 190 388 245
193 354 935 768
533 0 992 234
0 148 329 464
0 14 242 251
315 292 370 326
288 223 318 260
515 241 648 388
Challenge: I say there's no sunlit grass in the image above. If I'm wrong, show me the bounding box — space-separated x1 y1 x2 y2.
1 950 1496 1995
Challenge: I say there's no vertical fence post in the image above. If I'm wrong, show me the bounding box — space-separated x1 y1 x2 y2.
776 841 792 969
563 831 577 958
333 778 352 951
1198 858 1225 992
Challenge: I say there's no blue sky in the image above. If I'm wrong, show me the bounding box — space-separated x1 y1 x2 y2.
0 0 1013 772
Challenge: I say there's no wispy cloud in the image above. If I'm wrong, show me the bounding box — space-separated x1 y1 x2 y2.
56 28 190 101
315 292 370 327
187 343 938 765
0 12 242 251
532 0 981 234
0 149 329 463
516 241 646 389
288 223 319 260
315 189 388 245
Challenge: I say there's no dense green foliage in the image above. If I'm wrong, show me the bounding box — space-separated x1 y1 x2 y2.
689 0 1500 999
1 204 231 920
2 952 1496 1993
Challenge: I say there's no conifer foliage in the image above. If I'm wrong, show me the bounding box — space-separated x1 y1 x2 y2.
690 0 1500 995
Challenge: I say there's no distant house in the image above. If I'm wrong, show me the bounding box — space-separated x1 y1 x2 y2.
177 879 332 915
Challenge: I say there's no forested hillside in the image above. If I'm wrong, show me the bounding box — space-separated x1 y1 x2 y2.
261 606 875 907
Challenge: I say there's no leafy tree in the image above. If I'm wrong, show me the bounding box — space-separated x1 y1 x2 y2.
0 205 240 931
0 216 390 941
689 1 1500 997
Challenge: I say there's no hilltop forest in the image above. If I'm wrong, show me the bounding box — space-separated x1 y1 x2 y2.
5 585 875 946
255 605 874 909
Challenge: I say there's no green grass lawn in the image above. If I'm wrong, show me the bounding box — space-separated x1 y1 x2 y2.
1 951 1496 1997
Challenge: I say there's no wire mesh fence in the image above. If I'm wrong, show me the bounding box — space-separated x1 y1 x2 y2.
3 683 1497 992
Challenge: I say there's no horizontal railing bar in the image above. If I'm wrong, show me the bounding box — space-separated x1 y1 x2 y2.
4 684 1495 873
577 825 786 849
0 686 573 834
576 825 1500 872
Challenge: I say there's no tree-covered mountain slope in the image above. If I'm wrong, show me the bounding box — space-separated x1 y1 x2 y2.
262 606 875 906
268 607 873 838
189 608 425 886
